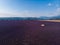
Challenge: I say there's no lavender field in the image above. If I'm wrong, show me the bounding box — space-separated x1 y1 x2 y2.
0 20 60 45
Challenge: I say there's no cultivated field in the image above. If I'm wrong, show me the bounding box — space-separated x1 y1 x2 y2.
0 20 60 45
42 20 60 22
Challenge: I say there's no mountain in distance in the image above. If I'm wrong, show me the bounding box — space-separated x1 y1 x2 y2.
0 15 60 20
39 16 50 20
39 15 60 20
49 15 60 20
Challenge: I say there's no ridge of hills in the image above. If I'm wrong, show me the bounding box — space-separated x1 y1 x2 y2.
0 15 60 20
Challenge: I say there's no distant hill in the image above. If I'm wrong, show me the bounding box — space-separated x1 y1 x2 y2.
49 15 60 20
0 15 60 20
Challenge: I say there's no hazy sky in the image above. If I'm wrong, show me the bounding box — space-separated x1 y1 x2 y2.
0 0 60 17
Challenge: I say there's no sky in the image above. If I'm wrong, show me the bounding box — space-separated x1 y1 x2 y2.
0 0 60 17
